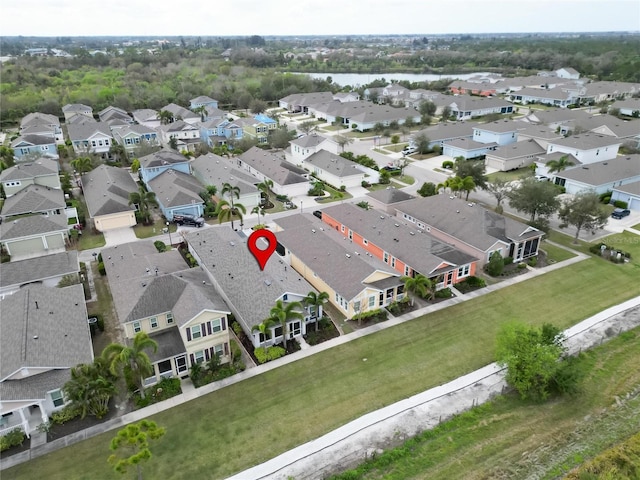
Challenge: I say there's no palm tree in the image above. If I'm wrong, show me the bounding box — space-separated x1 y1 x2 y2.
304 291 330 332
158 110 173 125
102 332 158 398
546 155 575 174
269 300 304 350
251 318 277 346
128 185 158 225
71 156 94 174
257 179 274 208
216 199 247 230
401 274 435 306
251 205 265 225
63 359 116 419
193 105 207 121
460 175 476 201
335 135 354 152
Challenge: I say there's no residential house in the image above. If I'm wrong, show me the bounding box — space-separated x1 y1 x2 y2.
333 92 360 103
408 122 476 151
103 242 232 385
572 114 640 148
190 153 261 210
449 81 497 97
394 195 543 267
611 98 640 117
147 169 205 221
514 124 565 150
319 203 479 289
0 158 60 198
98 106 133 124
442 138 497 159
67 122 114 159
138 150 191 184
62 103 93 122
253 114 278 131
189 95 219 110
10 135 58 161
555 67 581 79
236 147 310 198
132 109 161 129
507 87 576 108
0 251 79 297
0 185 66 220
447 96 514 120
546 134 621 164
309 100 421 131
201 106 228 122
19 112 64 145
160 103 200 125
520 108 592 130
273 214 403 319
287 134 337 165
186 227 318 348
553 155 640 195
279 92 335 113
81 165 138 231
574 81 640 104
0 285 93 438
472 121 521 146
366 188 415 215
404 89 443 110
157 120 201 151
0 214 69 261
611 179 640 211
111 124 159 153
298 149 368 189
485 139 547 171
534 151 581 178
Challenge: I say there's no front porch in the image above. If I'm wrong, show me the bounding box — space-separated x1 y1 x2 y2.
0 403 48 438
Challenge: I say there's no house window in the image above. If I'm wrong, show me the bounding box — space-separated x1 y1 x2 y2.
369 296 376 308
194 350 205 364
50 389 65 408
353 300 361 313
167 313 174 324
341 225 345 233
150 317 158 329
404 265 410 276
213 344 224 357
348 230 353 240
133 321 141 333
391 257 396 268
191 324 202 340
211 318 222 333
384 252 389 263
457 265 470 278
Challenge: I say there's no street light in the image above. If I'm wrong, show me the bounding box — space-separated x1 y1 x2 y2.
92 252 98 263
166 222 172 246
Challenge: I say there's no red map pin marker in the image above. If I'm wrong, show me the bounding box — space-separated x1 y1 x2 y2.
247 229 277 271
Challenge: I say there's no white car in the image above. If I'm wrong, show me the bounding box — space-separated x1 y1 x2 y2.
402 146 417 155
534 175 549 181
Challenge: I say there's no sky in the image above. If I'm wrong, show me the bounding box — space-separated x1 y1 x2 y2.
2 0 639 37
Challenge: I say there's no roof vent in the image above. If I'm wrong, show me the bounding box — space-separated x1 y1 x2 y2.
311 229 316 233
345 253 351 258
264 280 272 286
394 223 399 227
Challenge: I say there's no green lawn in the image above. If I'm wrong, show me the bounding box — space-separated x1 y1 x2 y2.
540 240 577 263
384 144 408 153
316 185 353 204
487 168 534 183
632 223 640 231
394 175 415 185
76 231 105 250
133 219 177 239
8 230 640 480
332 327 640 480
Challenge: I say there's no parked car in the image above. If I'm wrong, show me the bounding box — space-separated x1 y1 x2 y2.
402 146 417 155
534 175 549 181
313 210 322 219
173 214 205 227
611 208 631 219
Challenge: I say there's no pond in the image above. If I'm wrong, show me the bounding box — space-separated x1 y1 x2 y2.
295 72 493 87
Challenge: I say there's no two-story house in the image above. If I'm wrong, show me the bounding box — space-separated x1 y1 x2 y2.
147 169 205 221
20 112 64 145
103 242 232 385
189 95 219 110
111 124 159 153
98 106 133 125
62 103 93 123
0 158 60 198
67 122 114 160
157 120 201 151
138 150 191 184
10 135 59 161
132 109 161 129
0 284 93 438
81 165 138 231
160 103 200 125
237 147 310 198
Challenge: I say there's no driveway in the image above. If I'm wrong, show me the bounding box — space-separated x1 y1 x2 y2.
102 227 137 246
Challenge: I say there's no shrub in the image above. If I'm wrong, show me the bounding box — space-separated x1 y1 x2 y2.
135 378 182 408
0 428 26 452
528 257 538 267
361 180 371 188
94 314 105 332
254 345 286 364
51 405 81 425
442 160 454 169
340 185 346 192
486 251 505 276
613 200 628 209
98 262 106 276
417 182 437 197
601 195 611 204
154 240 166 252
356 201 370 210
435 288 453 299
466 276 486 287
503 256 514 266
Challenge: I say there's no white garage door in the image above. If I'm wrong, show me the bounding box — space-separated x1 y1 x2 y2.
629 197 640 211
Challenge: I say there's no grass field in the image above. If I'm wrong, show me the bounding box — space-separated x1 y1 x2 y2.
331 327 640 479
540 240 577 263
487 167 533 183
6 232 640 479
133 219 177 239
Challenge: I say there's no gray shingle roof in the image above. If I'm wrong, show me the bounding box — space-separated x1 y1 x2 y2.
139 150 189 168
0 284 93 380
148 169 205 208
413 122 476 143
147 327 185 362
0 214 68 241
1 185 65 217
613 179 640 195
275 214 398 301
20 112 60 129
81 165 138 217
0 251 79 290
395 196 542 251
444 138 496 150
191 95 217 104
549 133 622 150
366 188 415 205
11 134 55 147
473 120 521 134
67 122 112 142
488 139 546 160
161 103 199 120
238 147 309 187
0 158 58 182
557 155 640 185
132 109 159 122
290 135 329 149
62 103 92 113
191 154 259 194
321 203 477 275
0 369 73 402
304 150 362 178
185 227 316 334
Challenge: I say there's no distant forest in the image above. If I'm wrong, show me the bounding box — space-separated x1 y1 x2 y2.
1 35 639 126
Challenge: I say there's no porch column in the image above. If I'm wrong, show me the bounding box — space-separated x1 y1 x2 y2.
39 401 48 425
18 407 29 438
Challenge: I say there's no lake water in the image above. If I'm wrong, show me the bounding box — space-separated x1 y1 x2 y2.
298 72 492 87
